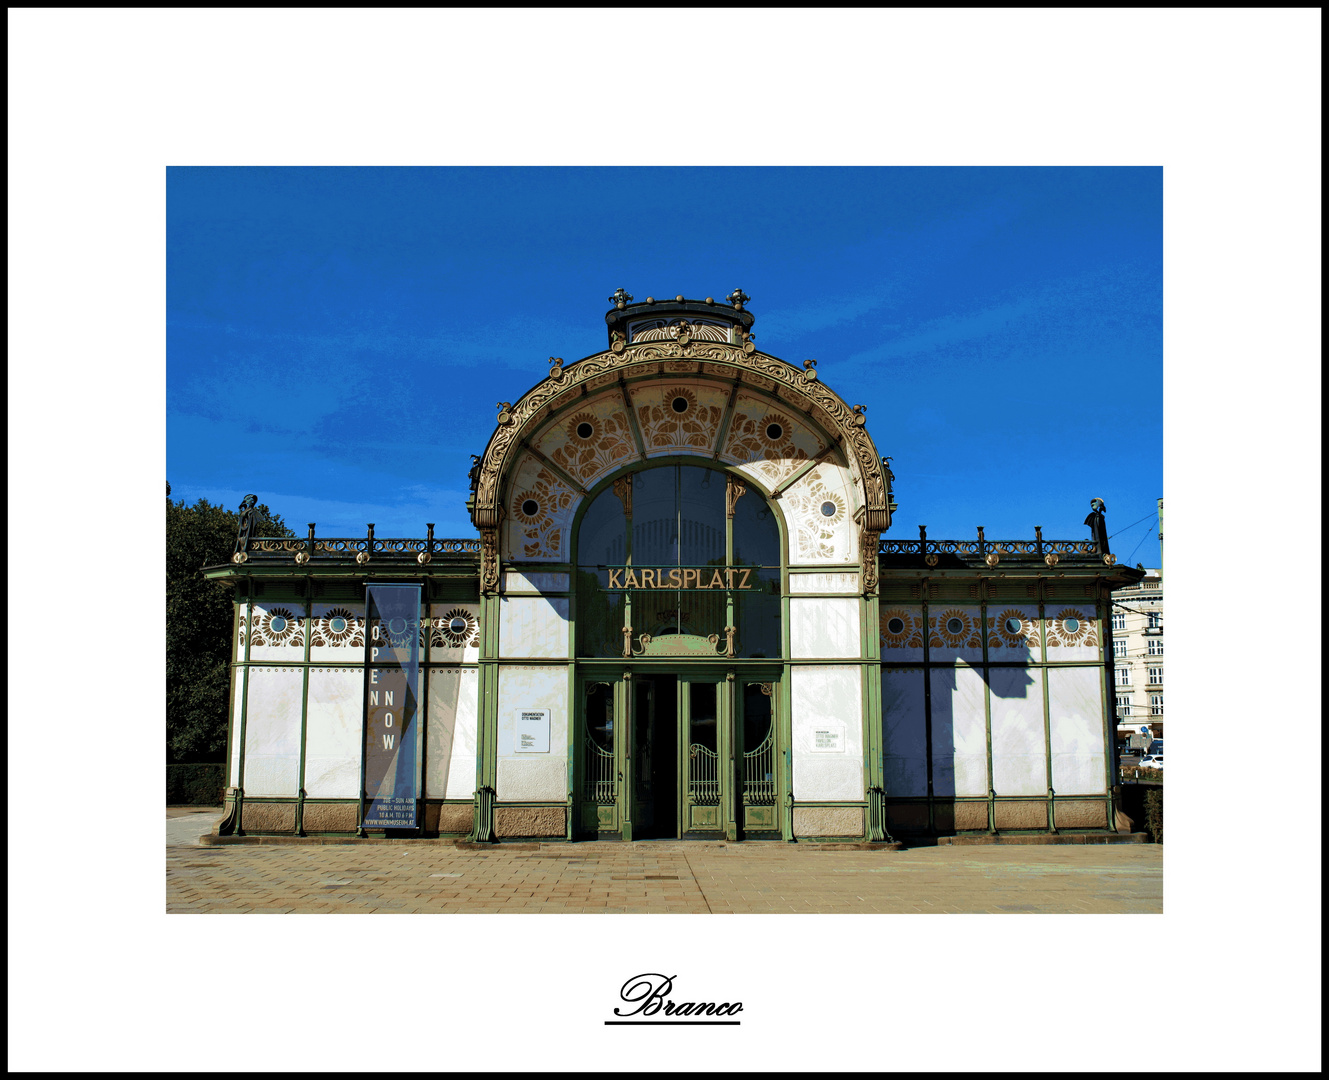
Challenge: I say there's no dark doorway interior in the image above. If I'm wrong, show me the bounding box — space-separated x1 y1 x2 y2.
635 674 678 838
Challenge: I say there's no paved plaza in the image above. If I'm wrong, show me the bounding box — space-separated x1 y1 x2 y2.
167 808 1162 913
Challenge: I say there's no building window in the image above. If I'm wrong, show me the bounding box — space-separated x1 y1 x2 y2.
1149 667 1163 684
1113 638 1127 658
1112 611 1126 631
1115 666 1131 686
1147 611 1161 629
1116 695 1132 717
1150 694 1163 716
1148 639 1164 656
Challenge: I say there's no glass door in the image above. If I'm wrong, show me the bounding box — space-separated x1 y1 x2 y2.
680 677 727 837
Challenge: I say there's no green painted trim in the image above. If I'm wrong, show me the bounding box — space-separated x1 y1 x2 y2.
1039 578 1057 833
619 377 648 460
236 593 253 835
223 599 240 789
981 578 996 834
920 579 934 835
711 376 742 461
296 587 312 836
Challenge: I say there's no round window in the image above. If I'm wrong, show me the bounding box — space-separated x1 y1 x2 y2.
521 499 539 517
388 617 408 636
329 616 347 633
269 615 287 633
448 616 469 636
576 421 593 439
671 396 689 414
820 501 837 518
1005 617 1023 634
766 422 784 441
886 617 905 635
1063 617 1080 633
946 617 965 635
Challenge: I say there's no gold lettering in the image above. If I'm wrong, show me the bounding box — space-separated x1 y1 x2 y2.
708 569 725 590
607 568 622 589
739 568 752 589
683 569 698 588
726 568 737 588
641 569 656 589
667 568 682 589
624 569 639 589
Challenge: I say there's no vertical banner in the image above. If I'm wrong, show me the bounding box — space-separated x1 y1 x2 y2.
361 584 422 829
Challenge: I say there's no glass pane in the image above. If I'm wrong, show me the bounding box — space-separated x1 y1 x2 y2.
575 484 627 567
587 683 613 752
632 466 677 566
689 681 717 753
678 466 726 566
732 482 781 567
735 568 781 658
742 683 772 756
575 569 627 656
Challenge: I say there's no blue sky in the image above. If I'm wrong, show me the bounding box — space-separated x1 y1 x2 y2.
168 166 1163 564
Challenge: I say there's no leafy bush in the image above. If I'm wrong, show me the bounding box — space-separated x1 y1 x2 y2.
1143 787 1163 844
167 763 226 805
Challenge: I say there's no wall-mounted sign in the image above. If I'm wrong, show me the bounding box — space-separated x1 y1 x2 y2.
604 566 757 591
514 709 551 753
361 584 421 829
810 722 845 753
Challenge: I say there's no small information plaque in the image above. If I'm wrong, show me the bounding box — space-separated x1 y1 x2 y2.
514 708 551 753
811 722 844 753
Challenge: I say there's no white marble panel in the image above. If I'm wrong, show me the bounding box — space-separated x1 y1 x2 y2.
426 667 480 800
790 597 861 658
989 667 1047 796
881 668 928 796
784 462 859 565
303 667 361 798
928 605 985 664
247 602 306 663
429 602 481 664
1045 603 1102 661
496 665 567 801
498 596 570 658
235 602 248 662
242 666 303 796
986 603 1042 663
879 604 926 662
503 571 570 593
930 664 988 796
789 572 860 594
308 601 366 659
791 666 864 801
1048 667 1108 795
229 666 246 787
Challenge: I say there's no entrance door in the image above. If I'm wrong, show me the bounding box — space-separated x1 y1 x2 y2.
627 674 728 838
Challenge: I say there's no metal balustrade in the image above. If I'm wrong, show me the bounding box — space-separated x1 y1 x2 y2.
688 744 720 805
743 731 775 805
584 736 616 805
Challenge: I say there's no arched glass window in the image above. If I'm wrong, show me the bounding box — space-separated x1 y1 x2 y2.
574 463 781 658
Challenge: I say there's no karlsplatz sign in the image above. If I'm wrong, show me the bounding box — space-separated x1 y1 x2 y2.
603 566 757 590
360 584 421 830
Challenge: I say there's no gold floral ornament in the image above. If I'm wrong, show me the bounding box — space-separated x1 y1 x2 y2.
549 408 636 485
932 608 982 650
256 607 301 647
312 608 361 648
433 608 479 648
880 609 924 649
511 466 576 559
1047 608 1096 648
990 608 1038 650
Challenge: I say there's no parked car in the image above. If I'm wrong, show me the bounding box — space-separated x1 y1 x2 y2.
1139 754 1163 769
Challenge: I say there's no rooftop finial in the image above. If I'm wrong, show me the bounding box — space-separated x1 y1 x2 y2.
727 288 750 311
608 288 633 309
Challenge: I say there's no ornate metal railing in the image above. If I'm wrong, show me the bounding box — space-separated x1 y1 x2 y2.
688 744 720 805
879 525 1100 558
584 736 616 805
237 522 481 564
743 731 775 806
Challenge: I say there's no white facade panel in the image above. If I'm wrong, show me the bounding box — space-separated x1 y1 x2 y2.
986 603 1042 663
790 665 864 801
789 597 861 659
303 667 362 798
495 665 567 801
498 596 570 659
242 666 303 796
247 602 306 663
429 602 481 664
1049 667 1108 795
989 666 1047 796
229 666 246 787
504 571 570 593
881 667 928 796
426 666 480 800
930 664 988 796
928 605 985 664
788 572 860 594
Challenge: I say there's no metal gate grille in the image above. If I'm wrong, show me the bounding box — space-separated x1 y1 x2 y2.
688 744 720 805
584 736 616 804
743 731 775 805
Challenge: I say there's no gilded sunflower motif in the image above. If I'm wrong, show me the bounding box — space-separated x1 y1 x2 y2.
933 609 980 649
757 412 792 447
990 608 1037 650
312 607 357 647
1049 607 1090 647
880 608 919 648
433 608 479 648
260 607 299 645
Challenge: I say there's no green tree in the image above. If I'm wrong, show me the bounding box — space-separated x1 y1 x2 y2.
166 482 293 763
